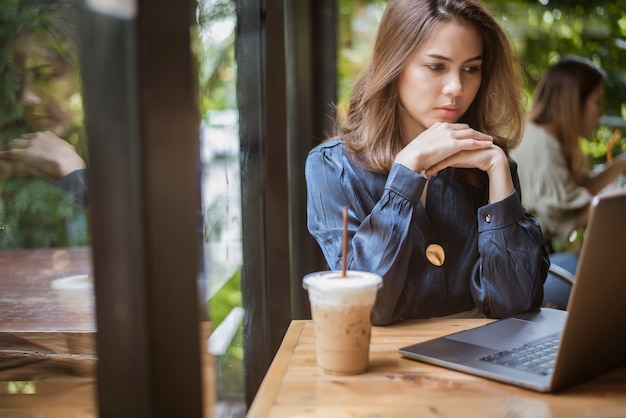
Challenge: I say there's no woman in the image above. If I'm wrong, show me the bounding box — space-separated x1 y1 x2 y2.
511 56 626 309
1 30 87 198
0 0 88 248
512 56 626 252
305 0 549 325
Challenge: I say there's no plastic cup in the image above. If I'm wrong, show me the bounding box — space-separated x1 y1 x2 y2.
303 270 382 375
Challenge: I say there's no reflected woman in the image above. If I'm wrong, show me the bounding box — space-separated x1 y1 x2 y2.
0 0 88 248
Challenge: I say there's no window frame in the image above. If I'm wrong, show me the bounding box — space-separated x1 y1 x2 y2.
81 1 205 416
82 0 337 413
237 0 335 407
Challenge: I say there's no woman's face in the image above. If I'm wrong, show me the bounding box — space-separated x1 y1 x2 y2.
580 83 604 139
11 32 81 137
397 20 483 141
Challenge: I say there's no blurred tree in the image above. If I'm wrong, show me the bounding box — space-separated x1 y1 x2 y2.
337 0 626 161
197 0 236 113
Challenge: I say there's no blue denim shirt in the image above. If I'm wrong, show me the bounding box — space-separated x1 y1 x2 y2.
305 139 549 325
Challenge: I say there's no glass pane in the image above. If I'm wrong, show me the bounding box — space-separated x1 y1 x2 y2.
0 0 96 415
197 0 245 416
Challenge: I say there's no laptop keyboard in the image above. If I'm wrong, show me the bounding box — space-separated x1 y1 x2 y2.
479 335 560 376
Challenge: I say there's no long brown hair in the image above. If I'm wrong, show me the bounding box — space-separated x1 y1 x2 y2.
339 0 525 174
528 55 606 181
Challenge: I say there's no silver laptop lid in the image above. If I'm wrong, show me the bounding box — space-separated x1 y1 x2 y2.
551 191 626 390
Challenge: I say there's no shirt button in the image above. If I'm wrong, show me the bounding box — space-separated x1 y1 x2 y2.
485 214 492 223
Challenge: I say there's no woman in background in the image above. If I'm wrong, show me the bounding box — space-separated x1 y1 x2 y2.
511 55 626 309
512 56 626 252
305 0 548 325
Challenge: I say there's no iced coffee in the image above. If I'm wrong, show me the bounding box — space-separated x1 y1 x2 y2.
303 270 382 375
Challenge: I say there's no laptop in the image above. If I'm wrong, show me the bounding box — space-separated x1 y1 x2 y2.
399 191 626 392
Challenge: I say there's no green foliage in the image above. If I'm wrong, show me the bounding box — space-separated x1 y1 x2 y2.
337 0 389 118
197 0 237 113
200 34 237 112
492 0 626 164
579 125 625 172
197 0 235 25
0 176 86 248
0 1 25 127
489 0 626 119
209 268 242 324
208 268 244 400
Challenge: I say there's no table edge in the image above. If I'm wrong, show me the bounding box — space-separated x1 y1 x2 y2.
247 320 306 417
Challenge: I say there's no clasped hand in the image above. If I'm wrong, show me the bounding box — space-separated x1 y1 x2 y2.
0 131 86 183
394 122 513 202
395 122 506 176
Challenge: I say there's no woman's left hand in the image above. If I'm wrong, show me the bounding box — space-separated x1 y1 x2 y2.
425 143 514 202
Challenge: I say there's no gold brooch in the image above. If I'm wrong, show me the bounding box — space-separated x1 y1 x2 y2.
426 243 445 266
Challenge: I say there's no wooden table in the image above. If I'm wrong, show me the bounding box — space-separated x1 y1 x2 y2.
0 247 98 417
0 247 95 331
0 247 218 417
248 319 626 417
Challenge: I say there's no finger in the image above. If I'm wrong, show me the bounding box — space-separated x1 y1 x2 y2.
433 122 470 130
453 128 493 142
10 160 55 181
425 150 477 177
0 148 28 161
425 161 453 178
425 156 451 176
424 166 440 178
6 138 32 150
423 154 454 178
453 138 493 153
435 122 492 140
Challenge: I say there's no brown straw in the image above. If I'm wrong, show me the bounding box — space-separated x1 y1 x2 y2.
342 205 348 277
607 129 621 164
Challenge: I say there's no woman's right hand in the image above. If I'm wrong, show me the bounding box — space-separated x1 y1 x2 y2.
0 131 86 182
394 122 493 175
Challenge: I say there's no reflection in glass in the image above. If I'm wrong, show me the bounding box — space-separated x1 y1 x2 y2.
0 0 88 249
3 381 37 394
0 1 96 415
